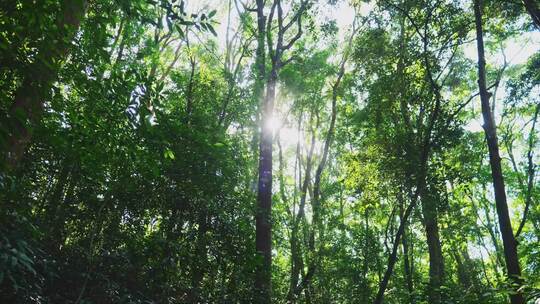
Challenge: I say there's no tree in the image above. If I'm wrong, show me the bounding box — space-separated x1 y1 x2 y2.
252 1 309 302
2 0 86 169
473 0 525 302
1 1 539 303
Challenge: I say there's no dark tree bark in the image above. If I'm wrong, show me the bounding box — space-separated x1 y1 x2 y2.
402 233 413 300
360 208 372 301
454 248 484 300
420 193 444 304
523 0 540 29
185 54 197 123
4 0 86 168
253 0 271 302
454 250 472 289
255 68 277 304
45 163 72 252
473 1 525 303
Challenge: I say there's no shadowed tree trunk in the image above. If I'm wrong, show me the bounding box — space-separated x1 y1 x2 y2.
253 0 271 302
473 1 525 303
255 64 277 304
455 250 472 289
420 191 444 304
523 0 540 29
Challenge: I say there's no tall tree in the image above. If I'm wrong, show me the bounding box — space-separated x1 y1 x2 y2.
473 0 525 303
253 1 309 302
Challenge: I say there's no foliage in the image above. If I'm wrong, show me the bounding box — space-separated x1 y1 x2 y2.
1 0 539 303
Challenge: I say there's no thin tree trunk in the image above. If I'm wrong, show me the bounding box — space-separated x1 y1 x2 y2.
456 250 471 287
294 21 358 299
288 114 316 303
373 180 424 304
515 102 539 238
473 1 524 303
399 195 414 304
469 189 505 272
361 209 372 303
185 56 197 123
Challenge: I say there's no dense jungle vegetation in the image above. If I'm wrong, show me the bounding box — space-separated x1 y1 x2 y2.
1 0 540 303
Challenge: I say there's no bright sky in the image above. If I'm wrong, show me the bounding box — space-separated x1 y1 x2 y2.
463 29 540 66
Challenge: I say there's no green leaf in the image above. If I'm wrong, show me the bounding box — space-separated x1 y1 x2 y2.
207 24 217 36
164 149 175 159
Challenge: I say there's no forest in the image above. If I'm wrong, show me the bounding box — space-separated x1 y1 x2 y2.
1 0 540 303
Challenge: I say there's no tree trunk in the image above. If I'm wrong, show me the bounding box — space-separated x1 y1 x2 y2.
288 114 316 303
254 1 308 301
399 197 414 304
373 92 441 304
4 0 86 168
523 0 540 29
373 191 420 304
420 193 444 304
473 1 525 303
185 56 197 124
255 69 277 302
253 0 271 302
455 250 472 288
